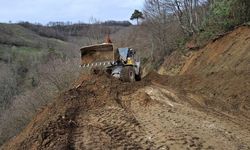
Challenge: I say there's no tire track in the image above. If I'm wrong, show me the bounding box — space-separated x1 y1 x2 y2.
71 106 155 149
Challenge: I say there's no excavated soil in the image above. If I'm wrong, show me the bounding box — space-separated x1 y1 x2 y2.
2 26 250 150
158 25 250 119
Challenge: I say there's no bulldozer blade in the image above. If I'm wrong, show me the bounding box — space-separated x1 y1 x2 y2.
81 61 114 68
80 43 114 65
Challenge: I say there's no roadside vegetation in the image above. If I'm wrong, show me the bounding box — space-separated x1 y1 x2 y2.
129 0 250 68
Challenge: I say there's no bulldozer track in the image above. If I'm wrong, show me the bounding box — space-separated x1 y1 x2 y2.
71 106 155 149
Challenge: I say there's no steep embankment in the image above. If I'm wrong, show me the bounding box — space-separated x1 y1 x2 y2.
180 26 250 74
158 25 250 117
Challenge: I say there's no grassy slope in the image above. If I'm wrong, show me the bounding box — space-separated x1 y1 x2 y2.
0 23 80 92
0 23 79 60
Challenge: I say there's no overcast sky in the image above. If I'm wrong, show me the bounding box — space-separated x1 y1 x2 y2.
0 0 144 24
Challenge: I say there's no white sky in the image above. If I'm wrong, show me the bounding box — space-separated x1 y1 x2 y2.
0 0 144 24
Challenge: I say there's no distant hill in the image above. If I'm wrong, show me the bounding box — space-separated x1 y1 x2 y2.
0 22 80 115
17 21 131 41
0 23 80 62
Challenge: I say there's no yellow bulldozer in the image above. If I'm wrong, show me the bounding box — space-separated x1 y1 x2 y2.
80 43 141 82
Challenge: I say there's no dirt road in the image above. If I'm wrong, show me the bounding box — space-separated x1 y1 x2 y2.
69 84 250 150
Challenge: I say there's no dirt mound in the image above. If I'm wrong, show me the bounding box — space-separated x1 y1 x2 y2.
158 51 188 76
1 73 148 150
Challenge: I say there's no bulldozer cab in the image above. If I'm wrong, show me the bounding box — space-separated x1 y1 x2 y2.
116 48 136 65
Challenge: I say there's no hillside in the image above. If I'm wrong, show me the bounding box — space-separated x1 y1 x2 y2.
0 23 79 58
1 25 250 150
158 25 250 117
0 23 81 146
0 23 80 104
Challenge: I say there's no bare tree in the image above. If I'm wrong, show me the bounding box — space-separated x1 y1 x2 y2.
0 58 80 146
144 0 184 62
145 0 208 35
163 0 208 35
0 82 57 146
38 58 80 92
0 63 18 113
86 17 111 44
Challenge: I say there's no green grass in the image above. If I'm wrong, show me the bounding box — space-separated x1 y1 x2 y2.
12 46 41 52
0 23 77 52
0 23 79 64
